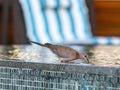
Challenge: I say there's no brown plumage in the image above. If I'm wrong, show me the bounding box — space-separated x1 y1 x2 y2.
30 41 89 63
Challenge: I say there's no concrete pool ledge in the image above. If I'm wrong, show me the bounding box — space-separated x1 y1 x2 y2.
0 59 119 76
0 59 120 90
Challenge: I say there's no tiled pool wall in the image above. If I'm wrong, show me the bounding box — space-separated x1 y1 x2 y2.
0 60 120 90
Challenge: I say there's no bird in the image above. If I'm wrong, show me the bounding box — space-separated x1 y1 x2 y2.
30 41 89 63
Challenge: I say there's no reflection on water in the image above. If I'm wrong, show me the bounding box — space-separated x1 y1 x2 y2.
0 45 90 64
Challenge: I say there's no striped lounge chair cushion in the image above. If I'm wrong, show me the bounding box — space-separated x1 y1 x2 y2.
19 0 120 45
92 37 120 45
19 0 92 43
58 37 120 45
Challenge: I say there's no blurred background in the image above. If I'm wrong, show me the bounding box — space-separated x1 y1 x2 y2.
0 0 120 44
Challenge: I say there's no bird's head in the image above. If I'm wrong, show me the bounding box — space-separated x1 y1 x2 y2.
78 53 89 63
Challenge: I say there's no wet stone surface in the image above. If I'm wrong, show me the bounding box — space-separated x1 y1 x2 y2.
0 45 89 64
0 45 120 66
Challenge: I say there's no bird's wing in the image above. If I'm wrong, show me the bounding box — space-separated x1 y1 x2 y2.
49 45 76 58
52 48 72 58
30 41 77 58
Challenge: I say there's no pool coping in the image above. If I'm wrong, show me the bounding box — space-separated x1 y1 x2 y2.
0 59 120 76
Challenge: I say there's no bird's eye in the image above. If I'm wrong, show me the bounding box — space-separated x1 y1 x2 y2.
84 55 88 58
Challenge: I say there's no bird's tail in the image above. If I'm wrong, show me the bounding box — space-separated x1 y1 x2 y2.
30 41 53 47
30 41 45 46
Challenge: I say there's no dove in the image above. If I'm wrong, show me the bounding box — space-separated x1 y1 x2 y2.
30 41 89 63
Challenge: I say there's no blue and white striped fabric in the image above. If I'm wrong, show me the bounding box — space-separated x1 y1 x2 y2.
19 0 92 43
58 37 120 45
19 0 120 45
92 37 120 45
72 37 120 45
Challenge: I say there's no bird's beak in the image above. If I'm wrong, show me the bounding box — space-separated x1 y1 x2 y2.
86 58 89 63
80 53 89 63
